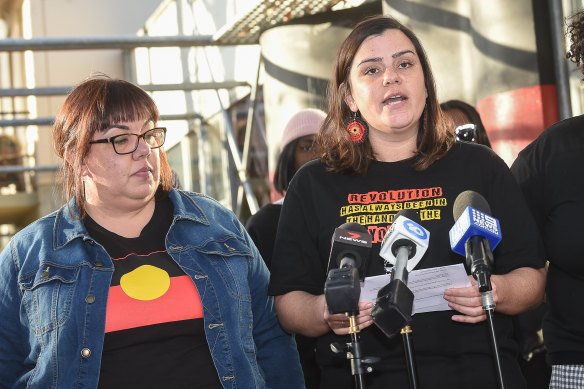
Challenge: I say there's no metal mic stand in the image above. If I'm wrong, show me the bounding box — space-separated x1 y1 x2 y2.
348 315 366 389
325 264 376 389
481 288 505 389
330 314 375 389
394 245 419 389
467 236 505 389
401 325 419 389
371 246 419 389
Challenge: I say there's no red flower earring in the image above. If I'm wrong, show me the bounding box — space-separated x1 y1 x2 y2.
344 111 369 144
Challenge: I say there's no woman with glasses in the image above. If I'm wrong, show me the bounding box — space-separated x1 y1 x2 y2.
0 75 304 389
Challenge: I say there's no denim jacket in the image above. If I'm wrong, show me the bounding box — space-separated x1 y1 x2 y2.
0 189 304 389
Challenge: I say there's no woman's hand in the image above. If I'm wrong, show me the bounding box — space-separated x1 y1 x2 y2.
443 275 499 323
323 301 374 335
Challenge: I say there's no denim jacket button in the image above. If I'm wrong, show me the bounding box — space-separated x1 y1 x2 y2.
95 261 103 267
41 266 50 278
81 348 91 358
85 295 95 304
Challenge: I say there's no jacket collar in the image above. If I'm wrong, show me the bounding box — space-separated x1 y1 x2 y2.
167 189 210 226
53 189 210 249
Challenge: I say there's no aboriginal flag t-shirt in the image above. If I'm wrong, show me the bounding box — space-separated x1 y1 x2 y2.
85 198 222 388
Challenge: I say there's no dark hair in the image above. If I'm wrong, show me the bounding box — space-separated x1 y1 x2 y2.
440 99 492 148
566 9 584 77
317 15 452 174
52 75 173 219
273 138 299 195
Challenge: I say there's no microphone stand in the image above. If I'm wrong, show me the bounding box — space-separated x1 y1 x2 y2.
348 315 366 389
394 247 419 389
482 290 505 389
330 313 370 389
371 246 419 389
467 236 505 389
401 325 419 389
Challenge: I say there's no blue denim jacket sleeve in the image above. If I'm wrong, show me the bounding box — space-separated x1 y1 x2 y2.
0 242 28 388
241 224 305 388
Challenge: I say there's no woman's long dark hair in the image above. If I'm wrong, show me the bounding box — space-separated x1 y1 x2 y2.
317 15 452 174
273 138 299 195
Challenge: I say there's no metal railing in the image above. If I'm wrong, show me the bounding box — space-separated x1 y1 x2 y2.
0 33 262 216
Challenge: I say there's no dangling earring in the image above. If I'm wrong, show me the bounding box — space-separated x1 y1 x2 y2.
344 111 369 144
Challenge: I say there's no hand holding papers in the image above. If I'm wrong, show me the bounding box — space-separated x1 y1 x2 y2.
360 263 471 315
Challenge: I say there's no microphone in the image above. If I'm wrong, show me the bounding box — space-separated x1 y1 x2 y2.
371 210 430 338
324 223 372 315
448 191 507 388
448 190 502 299
326 222 372 279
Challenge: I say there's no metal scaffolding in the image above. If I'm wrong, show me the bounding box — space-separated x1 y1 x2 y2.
0 0 365 221
0 34 262 215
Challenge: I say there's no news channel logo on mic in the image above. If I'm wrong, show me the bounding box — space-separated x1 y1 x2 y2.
380 214 430 271
449 206 502 256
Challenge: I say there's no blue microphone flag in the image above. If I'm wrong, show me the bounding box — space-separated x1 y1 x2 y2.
449 205 502 256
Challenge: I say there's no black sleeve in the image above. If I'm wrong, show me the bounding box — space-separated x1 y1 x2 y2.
510 143 547 235
268 172 327 296
484 149 546 274
245 205 280 270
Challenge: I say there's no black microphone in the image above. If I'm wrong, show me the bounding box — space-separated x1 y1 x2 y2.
371 210 430 338
449 191 502 296
324 223 372 315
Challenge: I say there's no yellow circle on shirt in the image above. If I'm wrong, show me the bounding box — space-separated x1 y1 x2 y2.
120 265 170 301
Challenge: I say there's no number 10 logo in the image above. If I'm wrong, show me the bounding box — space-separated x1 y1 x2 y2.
404 220 428 240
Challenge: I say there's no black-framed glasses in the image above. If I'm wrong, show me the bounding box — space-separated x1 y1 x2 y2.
454 124 477 143
89 127 166 155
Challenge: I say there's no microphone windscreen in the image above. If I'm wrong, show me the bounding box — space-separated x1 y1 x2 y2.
393 209 419 222
452 190 491 220
337 222 368 233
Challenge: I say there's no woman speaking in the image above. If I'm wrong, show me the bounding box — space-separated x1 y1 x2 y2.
268 16 545 389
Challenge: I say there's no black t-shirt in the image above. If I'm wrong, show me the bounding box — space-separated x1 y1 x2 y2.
245 202 282 269
269 142 544 389
511 115 584 365
85 198 222 388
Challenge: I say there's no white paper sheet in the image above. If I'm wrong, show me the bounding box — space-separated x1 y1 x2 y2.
359 263 472 315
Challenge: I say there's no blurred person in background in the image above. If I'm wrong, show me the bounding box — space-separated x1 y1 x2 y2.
511 8 584 389
440 99 492 148
0 75 303 389
268 15 545 389
246 107 325 389
246 108 325 269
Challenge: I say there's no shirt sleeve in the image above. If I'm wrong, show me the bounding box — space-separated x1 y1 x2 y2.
0 241 28 388
268 169 327 296
484 149 546 274
510 142 547 236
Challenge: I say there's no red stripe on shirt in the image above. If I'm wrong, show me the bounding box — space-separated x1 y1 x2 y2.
105 274 203 333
